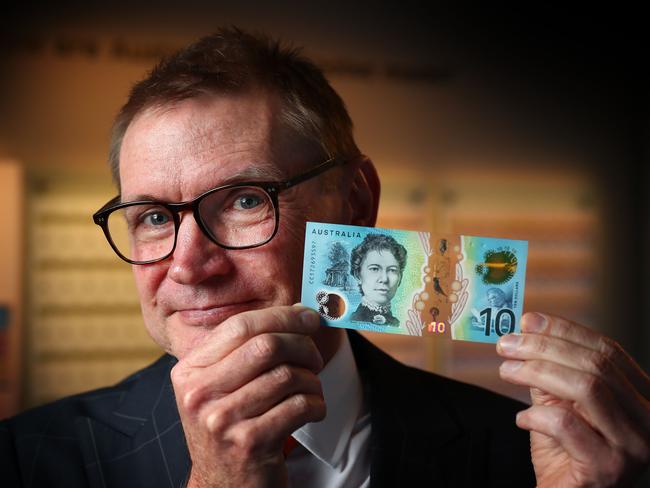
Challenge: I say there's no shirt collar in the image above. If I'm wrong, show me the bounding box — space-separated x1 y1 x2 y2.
292 331 363 468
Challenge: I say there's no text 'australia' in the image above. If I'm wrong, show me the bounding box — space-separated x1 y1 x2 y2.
312 229 362 238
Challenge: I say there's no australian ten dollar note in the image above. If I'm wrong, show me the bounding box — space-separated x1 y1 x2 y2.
301 222 528 343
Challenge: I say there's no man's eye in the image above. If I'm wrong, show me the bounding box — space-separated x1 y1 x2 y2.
142 212 170 226
234 194 263 210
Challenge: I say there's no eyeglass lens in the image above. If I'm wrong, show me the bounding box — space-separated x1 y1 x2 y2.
106 186 276 262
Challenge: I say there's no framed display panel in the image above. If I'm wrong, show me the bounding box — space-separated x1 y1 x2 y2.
25 173 161 407
0 161 24 418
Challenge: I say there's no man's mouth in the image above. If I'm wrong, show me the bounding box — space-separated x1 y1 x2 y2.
174 300 261 326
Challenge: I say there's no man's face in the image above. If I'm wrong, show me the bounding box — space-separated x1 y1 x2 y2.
358 249 401 306
119 91 342 358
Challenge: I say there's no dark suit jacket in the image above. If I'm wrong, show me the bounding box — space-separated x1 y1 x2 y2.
0 331 535 487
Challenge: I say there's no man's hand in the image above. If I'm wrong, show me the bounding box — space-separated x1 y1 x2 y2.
497 312 650 487
170 305 326 488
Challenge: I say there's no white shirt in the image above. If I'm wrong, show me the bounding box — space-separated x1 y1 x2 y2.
286 332 371 487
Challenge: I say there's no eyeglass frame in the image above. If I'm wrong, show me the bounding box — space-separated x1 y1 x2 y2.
93 156 346 265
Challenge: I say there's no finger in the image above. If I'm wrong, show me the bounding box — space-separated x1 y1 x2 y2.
183 333 323 408
521 312 650 399
499 359 644 448
204 366 322 429
496 332 650 426
185 305 321 367
225 393 326 453
529 386 573 408
516 404 609 467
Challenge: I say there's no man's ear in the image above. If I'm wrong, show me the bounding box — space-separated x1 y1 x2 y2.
346 155 380 227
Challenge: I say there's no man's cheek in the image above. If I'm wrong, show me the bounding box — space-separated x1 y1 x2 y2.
277 215 308 249
132 265 165 306
247 245 302 300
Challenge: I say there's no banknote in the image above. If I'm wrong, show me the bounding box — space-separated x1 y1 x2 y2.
301 222 528 343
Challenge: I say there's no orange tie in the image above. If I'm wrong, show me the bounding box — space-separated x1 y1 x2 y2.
282 435 298 458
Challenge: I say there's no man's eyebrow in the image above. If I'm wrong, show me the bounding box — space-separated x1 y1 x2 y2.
218 163 286 184
121 193 159 202
121 163 286 203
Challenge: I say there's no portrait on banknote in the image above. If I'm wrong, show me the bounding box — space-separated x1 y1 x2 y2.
348 233 407 327
304 224 425 334
470 285 515 333
486 287 511 309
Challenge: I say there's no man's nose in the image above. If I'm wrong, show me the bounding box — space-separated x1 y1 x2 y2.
167 213 233 285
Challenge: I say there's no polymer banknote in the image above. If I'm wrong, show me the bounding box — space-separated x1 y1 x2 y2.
301 222 528 343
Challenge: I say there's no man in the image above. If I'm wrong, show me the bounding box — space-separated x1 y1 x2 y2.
1 28 648 487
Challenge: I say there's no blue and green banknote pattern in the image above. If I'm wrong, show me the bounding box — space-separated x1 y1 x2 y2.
301 222 528 343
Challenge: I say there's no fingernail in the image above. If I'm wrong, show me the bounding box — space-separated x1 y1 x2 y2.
500 360 523 374
522 312 547 333
498 333 522 352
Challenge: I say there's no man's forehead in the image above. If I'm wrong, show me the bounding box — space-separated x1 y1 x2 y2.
120 160 286 202
122 94 277 159
118 93 314 201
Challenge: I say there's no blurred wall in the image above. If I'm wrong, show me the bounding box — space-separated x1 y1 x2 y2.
0 3 647 410
0 161 24 417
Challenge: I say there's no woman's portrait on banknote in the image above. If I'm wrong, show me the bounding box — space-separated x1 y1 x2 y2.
486 287 512 309
471 285 514 333
349 233 408 326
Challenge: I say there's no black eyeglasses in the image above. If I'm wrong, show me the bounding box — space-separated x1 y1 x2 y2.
93 157 345 264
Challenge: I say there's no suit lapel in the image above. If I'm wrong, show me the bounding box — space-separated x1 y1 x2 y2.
75 355 190 488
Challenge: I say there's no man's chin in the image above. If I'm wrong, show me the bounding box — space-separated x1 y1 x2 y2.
167 326 214 359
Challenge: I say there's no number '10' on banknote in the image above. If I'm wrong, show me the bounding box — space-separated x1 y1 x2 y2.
301 222 528 343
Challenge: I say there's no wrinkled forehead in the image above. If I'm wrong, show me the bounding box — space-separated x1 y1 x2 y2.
118 93 321 200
